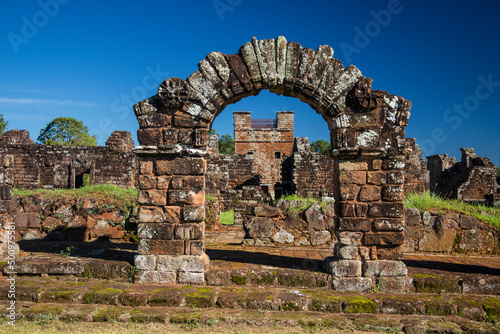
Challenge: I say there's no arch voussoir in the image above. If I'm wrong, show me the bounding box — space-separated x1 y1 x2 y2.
132 36 412 291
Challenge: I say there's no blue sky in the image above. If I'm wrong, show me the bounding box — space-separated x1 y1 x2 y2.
1 0 499 165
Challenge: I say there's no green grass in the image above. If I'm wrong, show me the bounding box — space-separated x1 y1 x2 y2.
13 184 138 209
404 191 500 228
205 194 217 201
220 210 234 225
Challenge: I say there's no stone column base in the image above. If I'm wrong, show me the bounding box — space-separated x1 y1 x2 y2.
134 253 209 285
324 258 410 292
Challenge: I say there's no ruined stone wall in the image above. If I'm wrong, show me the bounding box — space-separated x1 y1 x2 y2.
0 130 138 190
404 208 499 255
428 148 499 204
291 137 336 199
403 138 428 194
234 111 294 189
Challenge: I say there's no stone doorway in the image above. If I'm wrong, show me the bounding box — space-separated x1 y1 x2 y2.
132 36 411 290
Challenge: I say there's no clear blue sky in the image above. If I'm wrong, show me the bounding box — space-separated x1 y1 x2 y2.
1 0 499 165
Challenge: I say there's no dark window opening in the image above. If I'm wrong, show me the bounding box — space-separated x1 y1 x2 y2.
275 151 281 159
247 151 254 156
75 169 91 189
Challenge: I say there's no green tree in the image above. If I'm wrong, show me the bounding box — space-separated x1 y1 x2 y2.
37 117 97 146
310 139 331 155
219 134 235 154
0 114 8 135
497 166 500 184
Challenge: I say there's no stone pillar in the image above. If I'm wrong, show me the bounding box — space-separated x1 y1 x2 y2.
325 150 408 292
134 148 209 284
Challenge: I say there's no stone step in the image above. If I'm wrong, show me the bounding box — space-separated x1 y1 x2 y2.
1 276 499 324
4 302 500 333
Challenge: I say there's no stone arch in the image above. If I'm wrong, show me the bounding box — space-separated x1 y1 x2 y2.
133 36 412 290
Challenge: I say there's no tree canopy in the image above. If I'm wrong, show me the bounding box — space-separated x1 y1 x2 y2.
209 129 235 154
0 114 8 135
310 139 331 155
37 117 97 146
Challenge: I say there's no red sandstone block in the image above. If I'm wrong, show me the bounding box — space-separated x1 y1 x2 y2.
139 174 156 190
359 186 381 202
364 232 405 246
372 159 382 170
163 206 182 223
138 206 165 223
170 176 183 189
137 128 163 146
376 245 404 260
338 218 371 232
137 113 171 128
173 111 194 127
174 223 204 240
138 239 184 255
168 190 205 206
139 161 154 175
339 171 366 185
367 171 386 185
339 202 355 217
382 186 404 201
339 184 360 201
195 129 209 147
386 172 404 185
163 128 179 147
138 190 167 206
14 213 41 228
138 223 174 240
187 240 204 256
156 176 171 190
368 203 404 218
355 203 368 217
178 128 194 145
156 157 206 175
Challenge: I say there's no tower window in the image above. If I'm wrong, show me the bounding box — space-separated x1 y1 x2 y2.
274 151 281 159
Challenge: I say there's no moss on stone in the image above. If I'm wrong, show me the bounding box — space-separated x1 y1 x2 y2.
277 273 311 287
83 287 123 305
215 291 245 309
413 275 461 293
453 297 482 317
245 291 274 310
93 307 128 322
129 309 165 323
282 302 301 311
231 275 247 285
148 288 181 307
425 298 455 316
41 289 80 303
341 296 377 314
24 305 64 317
170 311 202 325
307 291 341 313
251 274 274 285
482 297 500 323
185 287 216 308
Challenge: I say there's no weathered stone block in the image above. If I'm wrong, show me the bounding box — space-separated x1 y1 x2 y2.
355 203 368 217
42 216 63 230
368 203 404 218
134 255 157 271
364 232 405 246
418 229 456 253
339 161 368 171
138 223 174 240
135 270 176 284
14 213 41 228
273 228 294 244
174 223 204 240
0 185 12 201
338 232 363 246
156 157 205 175
372 159 382 170
362 260 407 277
177 272 205 285
187 240 205 256
339 184 360 201
386 171 404 184
332 277 373 292
376 277 410 293
156 176 171 190
382 186 404 201
376 245 404 260
459 229 495 254
137 113 171 128
168 190 205 206
182 206 205 221
137 128 163 146
157 255 205 273
459 215 480 229
254 205 282 217
310 230 331 246
367 171 386 185
139 161 154 175
284 211 306 229
163 128 179 146
339 171 366 185
138 190 167 206
245 217 274 239
359 186 381 202
304 203 325 230
163 206 181 223
195 129 209 146
404 208 421 226
173 112 195 128
139 174 156 190
324 258 362 277
339 246 360 260
138 239 184 255
338 218 371 231
339 202 355 217
373 219 404 231
178 128 194 145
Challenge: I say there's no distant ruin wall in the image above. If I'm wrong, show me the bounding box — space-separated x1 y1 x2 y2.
403 138 428 194
428 148 499 204
0 130 138 190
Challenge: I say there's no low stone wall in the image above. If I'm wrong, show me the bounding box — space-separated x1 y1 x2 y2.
404 208 499 255
0 195 137 246
243 202 336 247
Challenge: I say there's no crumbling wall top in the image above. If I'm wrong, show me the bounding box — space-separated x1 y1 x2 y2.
0 130 34 146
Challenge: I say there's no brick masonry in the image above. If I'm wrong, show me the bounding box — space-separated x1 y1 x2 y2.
132 36 412 290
